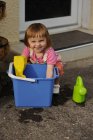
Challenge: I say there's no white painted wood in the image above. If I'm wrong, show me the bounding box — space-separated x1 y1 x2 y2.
82 0 91 28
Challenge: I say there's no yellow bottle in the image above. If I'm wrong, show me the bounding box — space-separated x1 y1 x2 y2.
14 56 27 78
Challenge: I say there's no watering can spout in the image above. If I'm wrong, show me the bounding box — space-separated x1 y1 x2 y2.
76 76 83 86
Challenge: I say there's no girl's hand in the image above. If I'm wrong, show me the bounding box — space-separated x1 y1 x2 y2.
46 64 54 78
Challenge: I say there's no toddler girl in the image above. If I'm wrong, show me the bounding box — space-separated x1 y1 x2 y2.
22 23 64 93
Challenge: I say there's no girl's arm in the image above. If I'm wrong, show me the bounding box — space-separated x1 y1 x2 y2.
46 64 54 78
46 48 57 78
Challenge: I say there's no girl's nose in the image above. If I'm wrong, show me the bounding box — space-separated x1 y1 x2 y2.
35 42 40 46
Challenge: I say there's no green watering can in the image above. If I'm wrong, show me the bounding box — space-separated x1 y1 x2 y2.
72 76 87 103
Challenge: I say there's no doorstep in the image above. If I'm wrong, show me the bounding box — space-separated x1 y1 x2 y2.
10 28 93 62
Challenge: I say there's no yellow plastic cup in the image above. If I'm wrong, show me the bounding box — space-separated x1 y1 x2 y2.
14 56 27 78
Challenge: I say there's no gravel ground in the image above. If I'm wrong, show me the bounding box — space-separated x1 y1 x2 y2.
0 57 93 140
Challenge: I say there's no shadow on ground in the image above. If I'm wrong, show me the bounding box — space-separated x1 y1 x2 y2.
52 84 73 106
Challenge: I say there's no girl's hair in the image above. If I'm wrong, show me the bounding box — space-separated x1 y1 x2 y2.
24 23 52 48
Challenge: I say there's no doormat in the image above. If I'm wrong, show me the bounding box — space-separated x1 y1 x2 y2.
51 30 93 51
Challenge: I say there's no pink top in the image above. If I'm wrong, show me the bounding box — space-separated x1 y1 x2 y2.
22 46 62 65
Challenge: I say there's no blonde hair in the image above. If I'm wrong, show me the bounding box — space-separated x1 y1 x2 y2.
24 23 52 48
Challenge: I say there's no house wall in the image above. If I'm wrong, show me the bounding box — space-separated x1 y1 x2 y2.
0 0 93 43
0 0 19 42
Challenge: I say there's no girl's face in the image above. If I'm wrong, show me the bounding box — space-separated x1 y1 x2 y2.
28 36 47 53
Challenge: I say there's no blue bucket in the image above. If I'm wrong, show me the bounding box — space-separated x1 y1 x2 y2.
8 63 59 108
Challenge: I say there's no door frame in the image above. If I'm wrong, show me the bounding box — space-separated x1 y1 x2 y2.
19 0 90 39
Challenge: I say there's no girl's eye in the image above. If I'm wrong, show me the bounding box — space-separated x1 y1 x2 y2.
31 41 35 43
39 40 44 42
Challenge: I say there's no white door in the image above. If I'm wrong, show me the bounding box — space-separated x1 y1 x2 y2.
19 0 82 39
